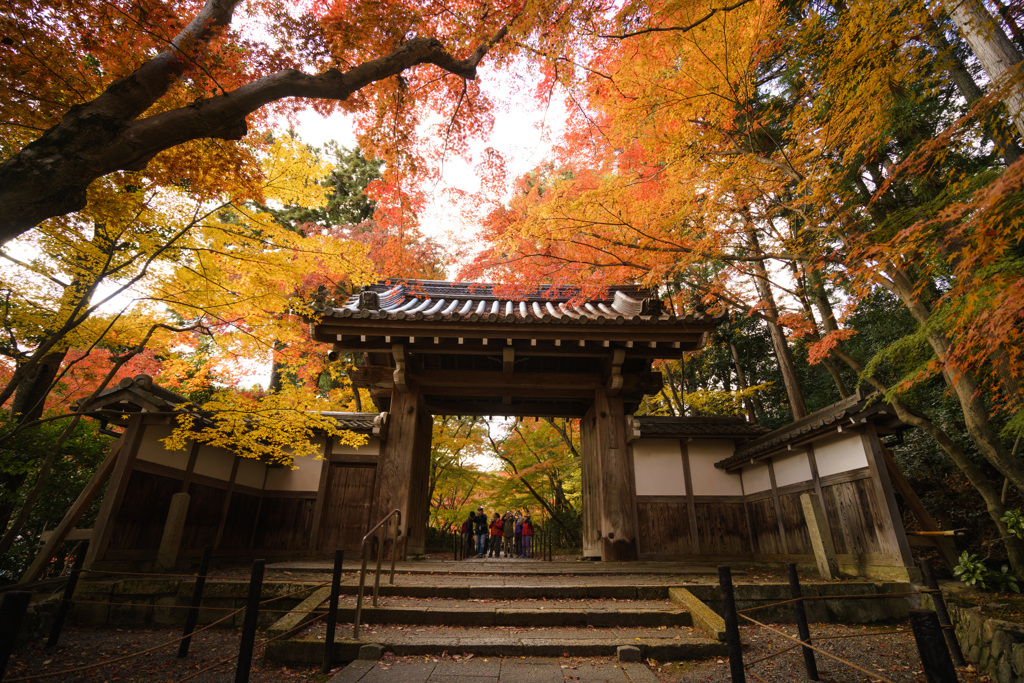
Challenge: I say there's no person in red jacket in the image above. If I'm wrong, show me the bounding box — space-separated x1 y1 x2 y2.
520 514 534 558
488 512 503 557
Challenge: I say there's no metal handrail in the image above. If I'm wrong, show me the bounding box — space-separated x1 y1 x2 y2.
352 508 401 639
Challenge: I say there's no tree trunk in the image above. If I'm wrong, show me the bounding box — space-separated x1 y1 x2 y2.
744 223 808 419
882 265 1024 491
945 0 1024 137
729 342 761 423
9 350 69 425
923 11 1022 164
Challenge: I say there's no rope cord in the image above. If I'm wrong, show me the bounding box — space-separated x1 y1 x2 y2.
4 607 244 682
172 605 330 683
738 614 897 683
83 569 206 579
736 591 919 614
744 642 800 666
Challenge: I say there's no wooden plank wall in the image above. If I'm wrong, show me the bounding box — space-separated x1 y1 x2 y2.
632 439 904 568
100 435 381 563
105 470 180 558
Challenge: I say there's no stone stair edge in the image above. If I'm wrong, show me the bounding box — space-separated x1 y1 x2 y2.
265 635 727 665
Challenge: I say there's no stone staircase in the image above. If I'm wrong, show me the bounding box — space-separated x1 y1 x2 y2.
263 560 730 665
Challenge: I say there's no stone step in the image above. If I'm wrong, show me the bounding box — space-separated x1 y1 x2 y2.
265 626 726 664
292 604 691 630
268 595 692 637
334 583 673 600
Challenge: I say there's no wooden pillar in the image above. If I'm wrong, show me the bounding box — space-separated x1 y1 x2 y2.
157 492 190 570
579 412 601 558
374 389 432 558
581 387 637 561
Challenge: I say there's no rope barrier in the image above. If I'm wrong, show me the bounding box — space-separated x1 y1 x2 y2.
171 605 331 683
735 590 920 614
743 642 800 666
82 569 206 579
4 606 245 681
258 582 329 605
747 669 771 683
814 629 909 641
737 614 898 683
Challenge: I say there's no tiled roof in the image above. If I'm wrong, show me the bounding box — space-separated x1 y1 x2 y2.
628 415 768 440
82 375 380 433
716 390 894 470
319 411 380 432
319 280 721 326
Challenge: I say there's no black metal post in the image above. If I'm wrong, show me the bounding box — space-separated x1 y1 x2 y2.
320 550 344 674
786 563 819 680
46 539 88 648
0 591 31 679
178 545 213 658
909 609 958 683
235 559 265 683
920 559 965 666
719 565 745 683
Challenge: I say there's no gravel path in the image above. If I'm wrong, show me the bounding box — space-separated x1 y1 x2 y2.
4 623 988 683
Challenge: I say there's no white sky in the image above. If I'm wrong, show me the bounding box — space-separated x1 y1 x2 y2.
289 70 568 268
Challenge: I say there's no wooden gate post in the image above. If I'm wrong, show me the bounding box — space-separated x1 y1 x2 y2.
581 386 637 562
375 389 432 557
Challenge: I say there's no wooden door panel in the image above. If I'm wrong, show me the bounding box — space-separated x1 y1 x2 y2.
318 464 377 551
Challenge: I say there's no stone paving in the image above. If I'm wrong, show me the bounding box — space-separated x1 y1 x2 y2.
329 656 660 682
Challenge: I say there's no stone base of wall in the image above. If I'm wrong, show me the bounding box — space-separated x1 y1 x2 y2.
949 600 1024 683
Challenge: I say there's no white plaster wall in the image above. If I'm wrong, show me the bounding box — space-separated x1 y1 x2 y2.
331 435 379 455
813 432 869 477
688 439 744 496
741 463 772 494
264 452 324 492
193 445 235 481
631 439 686 496
137 424 190 470
235 458 267 489
772 450 813 486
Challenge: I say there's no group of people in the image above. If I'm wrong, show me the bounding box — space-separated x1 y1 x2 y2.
462 507 534 558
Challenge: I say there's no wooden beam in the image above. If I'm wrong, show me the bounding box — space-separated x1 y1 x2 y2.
860 424 916 569
606 348 625 396
503 346 514 374
880 444 958 572
39 528 92 544
800 491 839 579
425 399 591 418
392 343 408 392
680 440 699 555
22 438 123 583
85 417 145 568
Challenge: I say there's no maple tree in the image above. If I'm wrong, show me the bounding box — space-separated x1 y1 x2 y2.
0 0 627 245
0 134 379 559
427 416 487 529
484 418 582 545
465 0 1024 569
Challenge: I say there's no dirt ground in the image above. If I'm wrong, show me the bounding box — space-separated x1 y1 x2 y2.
4 622 988 683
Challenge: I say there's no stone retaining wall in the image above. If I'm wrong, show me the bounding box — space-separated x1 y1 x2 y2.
949 601 1024 683
65 578 316 629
